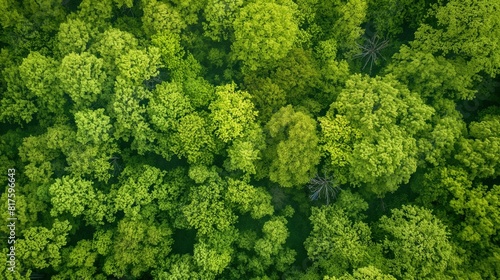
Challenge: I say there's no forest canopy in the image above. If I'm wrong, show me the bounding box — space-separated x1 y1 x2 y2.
0 0 499 279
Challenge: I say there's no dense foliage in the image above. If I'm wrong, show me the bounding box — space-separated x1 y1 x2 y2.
1 0 499 279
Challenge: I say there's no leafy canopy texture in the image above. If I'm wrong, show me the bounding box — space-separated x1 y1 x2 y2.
1 0 500 279
305 205 376 277
379 205 456 279
209 83 258 143
264 105 321 187
232 0 299 70
321 74 433 195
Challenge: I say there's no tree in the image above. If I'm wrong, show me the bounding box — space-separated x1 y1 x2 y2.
455 113 500 180
153 254 201 280
152 167 191 228
49 176 113 226
354 34 390 73
208 83 265 177
203 0 244 41
243 75 287 123
142 0 186 37
188 164 219 184
209 83 258 143
55 18 93 56
412 165 470 213
254 216 296 273
75 108 112 145
168 54 216 109
417 99 466 167
111 76 156 154
449 184 500 246
411 164 500 278
307 173 342 205
231 0 299 70
378 205 456 279
330 189 369 220
150 32 184 70
0 0 66 56
315 39 351 103
18 51 65 116
0 0 25 30
330 0 367 49
170 112 218 165
366 0 428 37
16 219 72 270
116 47 161 85
91 27 139 74
169 0 208 26
320 74 434 195
55 240 106 280
102 218 173 278
384 0 500 106
225 178 274 219
0 186 34 232
311 0 367 49
182 181 236 235
194 227 238 277
411 0 500 78
224 137 263 177
76 0 114 28
18 124 73 184
147 81 194 160
254 216 291 259
385 45 478 100
65 108 118 182
148 83 193 131
262 105 321 187
1 0 499 278
0 65 38 124
230 215 296 278
305 205 377 277
113 164 165 219
269 48 322 106
113 0 133 8
19 0 66 34
57 52 107 109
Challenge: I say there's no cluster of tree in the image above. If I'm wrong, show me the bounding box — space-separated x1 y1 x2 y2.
0 0 499 279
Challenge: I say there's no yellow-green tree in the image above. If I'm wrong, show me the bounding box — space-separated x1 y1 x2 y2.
262 105 321 187
231 0 299 70
320 74 433 195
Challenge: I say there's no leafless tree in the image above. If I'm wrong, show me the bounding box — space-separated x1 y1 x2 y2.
307 173 341 205
354 34 390 73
